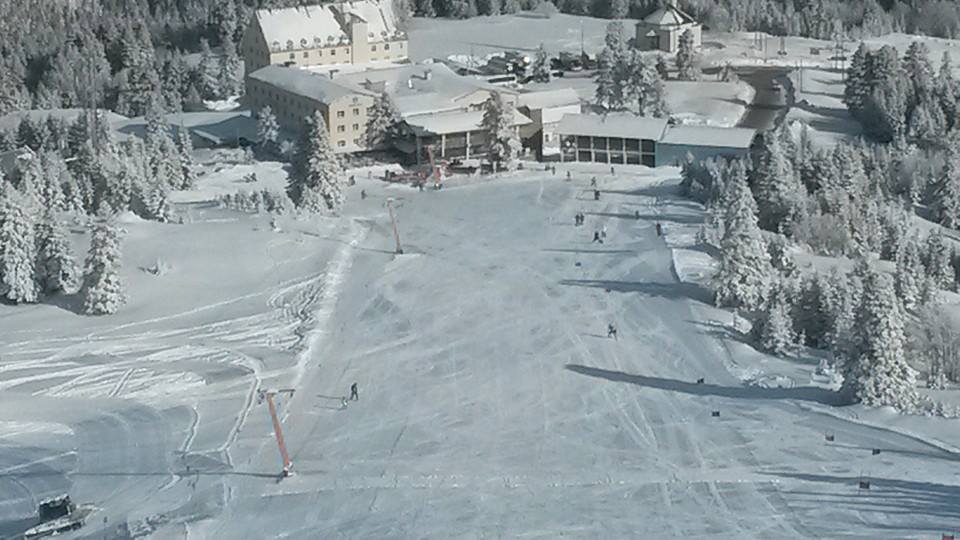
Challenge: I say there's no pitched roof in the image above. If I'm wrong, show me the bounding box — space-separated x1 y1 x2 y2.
660 125 756 149
641 3 697 26
247 65 372 103
255 0 403 52
556 113 669 141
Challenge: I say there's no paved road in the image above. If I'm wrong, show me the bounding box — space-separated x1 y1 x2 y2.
735 67 792 131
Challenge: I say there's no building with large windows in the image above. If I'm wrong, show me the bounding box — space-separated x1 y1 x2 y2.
241 1 408 76
556 113 756 167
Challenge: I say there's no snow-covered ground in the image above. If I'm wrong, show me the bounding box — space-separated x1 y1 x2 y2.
4 161 960 538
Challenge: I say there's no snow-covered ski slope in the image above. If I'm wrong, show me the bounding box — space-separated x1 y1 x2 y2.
3 165 960 539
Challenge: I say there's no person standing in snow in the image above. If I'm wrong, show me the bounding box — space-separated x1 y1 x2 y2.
607 323 617 339
594 189 600 201
361 189 366 200
655 222 662 236
635 210 640 220
350 383 359 401
590 177 597 187
593 231 603 244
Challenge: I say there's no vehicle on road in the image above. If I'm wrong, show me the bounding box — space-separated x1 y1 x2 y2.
22 495 97 539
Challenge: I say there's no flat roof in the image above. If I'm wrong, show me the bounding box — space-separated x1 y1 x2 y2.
518 88 581 110
407 108 531 136
660 125 757 149
556 113 669 141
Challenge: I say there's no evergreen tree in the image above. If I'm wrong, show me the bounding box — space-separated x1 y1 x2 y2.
842 265 917 409
531 44 551 83
81 212 126 315
676 29 699 80
594 48 618 109
415 0 436 17
624 51 667 117
895 234 924 311
753 278 796 356
714 163 770 311
197 39 220 100
752 129 803 232
502 0 520 14
794 273 832 348
0 182 39 304
288 111 343 212
935 138 960 229
604 21 626 59
35 208 78 295
219 36 243 98
256 106 281 156
924 231 954 290
176 126 196 190
845 43 871 116
609 0 627 19
480 91 521 171
364 93 403 149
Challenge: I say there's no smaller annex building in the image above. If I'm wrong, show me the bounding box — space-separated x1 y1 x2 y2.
635 3 701 53
556 113 756 167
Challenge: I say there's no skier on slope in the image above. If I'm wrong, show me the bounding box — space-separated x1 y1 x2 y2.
594 189 600 201
590 177 597 187
593 231 603 244
607 323 618 339
350 382 359 401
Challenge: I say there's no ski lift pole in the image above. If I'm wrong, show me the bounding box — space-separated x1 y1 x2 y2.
387 198 403 255
259 388 295 477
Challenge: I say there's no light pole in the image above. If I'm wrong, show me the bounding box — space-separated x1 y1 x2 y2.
387 198 403 255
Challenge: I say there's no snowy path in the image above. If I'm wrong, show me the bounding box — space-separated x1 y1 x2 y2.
205 171 960 539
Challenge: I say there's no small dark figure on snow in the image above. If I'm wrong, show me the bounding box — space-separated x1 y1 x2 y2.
635 210 640 220
607 323 617 339
696 378 705 384
566 171 571 180
574 214 580 226
610 166 615 175
551 166 556 175
655 222 662 236
590 177 597 187
349 175 356 185
593 231 603 244
594 189 600 201
418 182 424 192
360 189 367 200
350 383 359 401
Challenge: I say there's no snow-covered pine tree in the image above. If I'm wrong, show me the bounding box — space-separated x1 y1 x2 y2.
751 128 803 232
531 44 551 83
197 39 220 100
609 0 627 19
842 264 918 409
895 234 924 311
924 231 954 290
480 91 521 171
256 106 280 156
676 29 699 81
793 272 832 348
714 162 770 311
594 48 618 110
38 151 66 212
753 278 796 355
288 111 343 212
176 126 196 190
364 92 403 150
35 207 78 294
81 211 126 315
219 35 243 98
624 51 667 117
824 266 863 359
935 138 960 229
0 182 39 303
604 21 626 59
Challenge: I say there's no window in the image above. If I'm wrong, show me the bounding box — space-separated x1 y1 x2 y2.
338 140 346 147
371 45 377 51
337 111 345 118
399 42 404 49
352 108 359 115
303 51 309 58
353 138 360 145
384 43 390 50
289 53 295 60
337 125 345 133
352 123 359 131
330 48 336 55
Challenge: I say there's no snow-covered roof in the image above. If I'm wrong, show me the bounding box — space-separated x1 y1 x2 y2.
641 3 698 27
406 108 531 136
518 88 581 110
660 125 757 149
556 113 669 141
255 0 402 52
248 65 373 103
0 108 128 132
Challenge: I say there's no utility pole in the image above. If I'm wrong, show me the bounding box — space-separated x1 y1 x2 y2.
386 198 403 255
258 388 295 478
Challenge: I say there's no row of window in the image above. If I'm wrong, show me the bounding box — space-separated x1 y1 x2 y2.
336 123 362 132
336 108 363 118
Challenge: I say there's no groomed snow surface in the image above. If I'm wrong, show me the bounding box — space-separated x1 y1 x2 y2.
2 162 960 539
